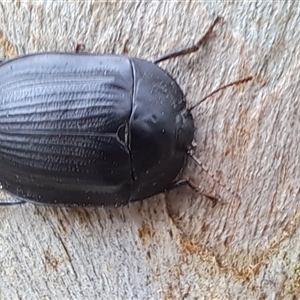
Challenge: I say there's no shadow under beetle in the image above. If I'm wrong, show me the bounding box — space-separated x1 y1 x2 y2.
0 17 252 206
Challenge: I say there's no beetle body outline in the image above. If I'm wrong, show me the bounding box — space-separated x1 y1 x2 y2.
0 53 193 206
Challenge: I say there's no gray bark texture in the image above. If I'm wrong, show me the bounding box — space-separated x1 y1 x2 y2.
0 1 299 299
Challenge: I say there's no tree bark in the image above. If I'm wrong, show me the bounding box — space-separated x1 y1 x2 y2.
0 1 299 299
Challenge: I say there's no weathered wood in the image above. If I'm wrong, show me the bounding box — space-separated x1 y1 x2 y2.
0 1 299 299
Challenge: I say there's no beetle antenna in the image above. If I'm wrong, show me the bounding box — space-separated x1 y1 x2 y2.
187 151 241 203
189 76 253 112
153 16 222 64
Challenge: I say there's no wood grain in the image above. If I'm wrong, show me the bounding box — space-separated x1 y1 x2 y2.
0 1 299 299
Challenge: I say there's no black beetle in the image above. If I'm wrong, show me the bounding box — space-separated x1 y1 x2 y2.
0 17 251 206
0 52 195 206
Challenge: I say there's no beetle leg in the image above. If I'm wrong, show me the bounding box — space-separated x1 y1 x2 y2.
187 151 241 203
0 200 25 206
0 190 26 206
170 177 219 203
75 43 85 53
153 16 222 64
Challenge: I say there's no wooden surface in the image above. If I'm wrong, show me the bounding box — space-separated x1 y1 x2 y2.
0 1 300 299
